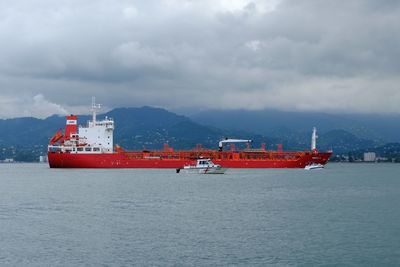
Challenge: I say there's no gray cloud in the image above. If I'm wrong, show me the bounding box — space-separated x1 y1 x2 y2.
0 0 399 118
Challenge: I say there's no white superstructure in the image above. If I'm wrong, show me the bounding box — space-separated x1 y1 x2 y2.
76 98 114 153
48 98 115 154
78 118 114 153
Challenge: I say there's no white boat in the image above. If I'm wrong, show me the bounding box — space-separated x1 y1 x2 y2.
304 163 324 170
177 158 227 174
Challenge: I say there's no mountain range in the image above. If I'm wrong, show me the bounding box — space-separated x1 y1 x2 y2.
0 106 399 161
190 109 400 143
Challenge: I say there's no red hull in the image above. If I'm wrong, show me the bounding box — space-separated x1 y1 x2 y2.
48 150 332 168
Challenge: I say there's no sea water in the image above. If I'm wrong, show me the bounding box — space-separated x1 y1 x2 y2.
0 163 399 266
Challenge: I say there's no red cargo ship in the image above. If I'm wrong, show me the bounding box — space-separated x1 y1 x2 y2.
47 100 332 168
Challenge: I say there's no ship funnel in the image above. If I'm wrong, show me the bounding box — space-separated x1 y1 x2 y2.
311 127 318 151
65 115 77 140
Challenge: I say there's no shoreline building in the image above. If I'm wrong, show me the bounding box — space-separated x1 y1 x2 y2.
364 152 376 162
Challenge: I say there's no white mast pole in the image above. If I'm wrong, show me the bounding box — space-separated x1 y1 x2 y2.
91 97 101 124
311 127 318 151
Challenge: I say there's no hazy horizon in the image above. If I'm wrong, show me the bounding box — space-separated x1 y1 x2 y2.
3 104 400 120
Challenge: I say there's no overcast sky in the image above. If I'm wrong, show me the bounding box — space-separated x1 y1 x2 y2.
0 0 399 118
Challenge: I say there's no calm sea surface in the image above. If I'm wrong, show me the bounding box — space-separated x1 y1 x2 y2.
1 163 400 266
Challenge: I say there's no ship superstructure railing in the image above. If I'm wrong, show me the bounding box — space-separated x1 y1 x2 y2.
118 149 306 161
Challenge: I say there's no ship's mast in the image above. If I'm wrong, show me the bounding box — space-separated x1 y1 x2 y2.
91 96 101 124
311 127 318 151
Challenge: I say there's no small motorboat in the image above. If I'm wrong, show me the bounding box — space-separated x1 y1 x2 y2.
304 163 324 170
177 158 227 174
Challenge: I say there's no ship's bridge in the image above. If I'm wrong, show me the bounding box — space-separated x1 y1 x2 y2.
79 116 114 153
88 117 114 130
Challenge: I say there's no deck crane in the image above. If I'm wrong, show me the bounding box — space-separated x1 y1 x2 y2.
218 138 253 151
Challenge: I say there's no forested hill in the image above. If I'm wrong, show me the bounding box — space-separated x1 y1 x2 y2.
0 106 397 161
